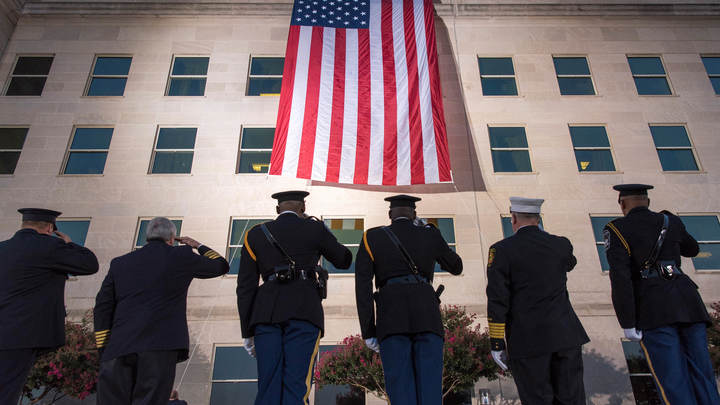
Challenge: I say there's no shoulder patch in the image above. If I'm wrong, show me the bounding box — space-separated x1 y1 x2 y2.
603 229 611 251
487 247 496 267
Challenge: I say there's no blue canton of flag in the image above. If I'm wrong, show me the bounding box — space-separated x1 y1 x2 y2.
291 0 370 29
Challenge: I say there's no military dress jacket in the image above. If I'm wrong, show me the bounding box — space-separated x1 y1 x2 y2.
0 229 98 350
93 241 228 362
486 226 589 359
355 218 463 341
237 213 352 338
604 207 709 331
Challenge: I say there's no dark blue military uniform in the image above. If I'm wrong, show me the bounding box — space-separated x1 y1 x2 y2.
94 240 228 405
237 191 352 405
0 209 99 405
355 195 462 405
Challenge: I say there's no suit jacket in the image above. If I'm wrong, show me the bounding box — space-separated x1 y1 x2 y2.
486 226 589 359
604 207 709 330
0 229 98 350
355 218 462 341
236 213 352 338
94 241 228 362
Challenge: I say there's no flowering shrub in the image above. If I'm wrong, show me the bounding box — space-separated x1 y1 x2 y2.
709 302 720 375
316 306 502 403
22 310 99 404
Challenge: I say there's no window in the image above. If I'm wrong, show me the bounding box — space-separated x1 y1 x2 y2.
621 340 662 404
228 218 272 275
316 345 365 405
238 128 274 173
55 220 91 246
149 127 196 174
649 125 699 171
209 346 257 405
501 215 544 238
569 126 615 172
477 57 518 96
247 57 284 96
62 127 113 175
627 56 672 95
5 56 53 96
0 127 28 174
422 218 456 273
85 56 132 96
488 126 532 173
553 56 595 95
701 56 720 95
679 215 720 271
133 218 182 249
166 56 208 96
322 218 363 274
590 216 619 272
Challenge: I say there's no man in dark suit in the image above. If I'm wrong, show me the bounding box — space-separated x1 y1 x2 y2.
604 184 720 405
0 208 99 405
487 197 589 405
237 190 352 405
355 195 462 405
94 217 228 405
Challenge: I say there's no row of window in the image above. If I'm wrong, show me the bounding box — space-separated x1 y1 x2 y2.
0 122 702 176
4 54 720 97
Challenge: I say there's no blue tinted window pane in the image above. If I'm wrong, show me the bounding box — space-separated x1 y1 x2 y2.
324 219 363 244
679 216 720 241
87 78 127 96
230 219 271 245
657 150 698 171
558 78 595 95
570 127 609 148
553 57 590 75
481 78 518 96
622 340 651 374
64 152 108 174
710 77 720 95
478 58 514 75
0 152 21 174
71 128 113 149
433 245 456 273
701 57 720 75
597 245 611 272
491 150 532 172
212 346 257 380
628 57 666 75
93 57 132 75
323 245 358 274
649 126 690 147
168 78 206 96
55 221 90 246
574 150 615 172
209 382 256 405
634 77 671 95
429 218 455 244
152 152 194 173
250 57 284 75
501 217 513 238
241 128 275 149
591 217 617 241
692 243 720 270
238 152 272 173
228 247 242 275
0 127 28 149
136 219 182 246
157 128 197 149
247 78 283 96
172 57 209 75
489 127 528 148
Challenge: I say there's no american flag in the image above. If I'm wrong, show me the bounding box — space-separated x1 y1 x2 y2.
269 0 452 185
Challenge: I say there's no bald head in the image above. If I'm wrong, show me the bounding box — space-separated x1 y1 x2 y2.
389 207 416 221
619 195 649 216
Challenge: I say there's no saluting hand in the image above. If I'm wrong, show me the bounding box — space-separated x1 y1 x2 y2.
53 230 72 244
176 236 201 249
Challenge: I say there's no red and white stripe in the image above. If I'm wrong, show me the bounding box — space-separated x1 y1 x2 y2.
270 0 451 185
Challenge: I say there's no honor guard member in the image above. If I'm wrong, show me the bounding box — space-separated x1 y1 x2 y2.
237 191 352 405
355 195 463 405
486 197 589 405
94 217 229 405
0 208 99 405
604 184 720 405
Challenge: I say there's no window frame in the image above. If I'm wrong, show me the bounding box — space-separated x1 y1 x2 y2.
568 124 618 173
621 338 663 403
60 125 113 176
422 216 457 274
648 123 701 173
0 126 29 175
589 214 621 274
226 217 274 277
627 54 674 96
246 55 284 97
677 213 720 273
83 54 132 97
487 124 533 174
148 126 197 175
321 216 365 276
3 54 54 97
236 126 274 174
132 216 183 250
700 54 720 95
55 217 92 246
164 55 209 97
552 55 597 96
476 55 520 97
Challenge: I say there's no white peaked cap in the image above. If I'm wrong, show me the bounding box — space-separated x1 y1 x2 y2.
509 196 544 214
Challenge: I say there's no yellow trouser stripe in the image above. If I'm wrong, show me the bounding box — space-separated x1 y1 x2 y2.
607 223 631 255
362 231 374 261
303 332 322 404
244 230 257 261
640 341 670 405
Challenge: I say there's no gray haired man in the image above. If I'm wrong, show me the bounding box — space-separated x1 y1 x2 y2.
94 217 229 404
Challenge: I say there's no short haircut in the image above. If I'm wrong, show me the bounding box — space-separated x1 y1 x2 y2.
512 212 541 222
22 220 52 228
146 217 177 242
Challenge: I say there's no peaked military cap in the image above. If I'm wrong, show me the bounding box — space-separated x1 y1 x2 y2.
509 197 544 214
613 184 653 197
384 194 421 208
271 190 309 203
18 208 61 230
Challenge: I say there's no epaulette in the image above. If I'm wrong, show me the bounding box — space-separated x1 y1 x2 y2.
244 224 262 261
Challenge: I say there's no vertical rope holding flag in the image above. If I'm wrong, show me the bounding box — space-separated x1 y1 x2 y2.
270 0 451 186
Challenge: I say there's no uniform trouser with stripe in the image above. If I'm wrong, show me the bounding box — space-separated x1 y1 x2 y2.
0 349 36 405
509 346 586 405
379 332 444 405
254 320 321 405
641 322 720 405
97 350 179 405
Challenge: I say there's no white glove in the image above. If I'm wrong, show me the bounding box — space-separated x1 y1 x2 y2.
623 328 643 341
365 338 380 353
491 350 509 371
243 337 256 357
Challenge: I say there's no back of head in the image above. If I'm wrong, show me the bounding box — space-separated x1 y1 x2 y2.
146 217 176 243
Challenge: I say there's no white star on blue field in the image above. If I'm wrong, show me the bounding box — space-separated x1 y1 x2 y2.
292 0 370 28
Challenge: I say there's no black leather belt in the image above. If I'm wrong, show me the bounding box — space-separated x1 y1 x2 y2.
264 269 316 283
642 264 684 279
382 274 428 287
